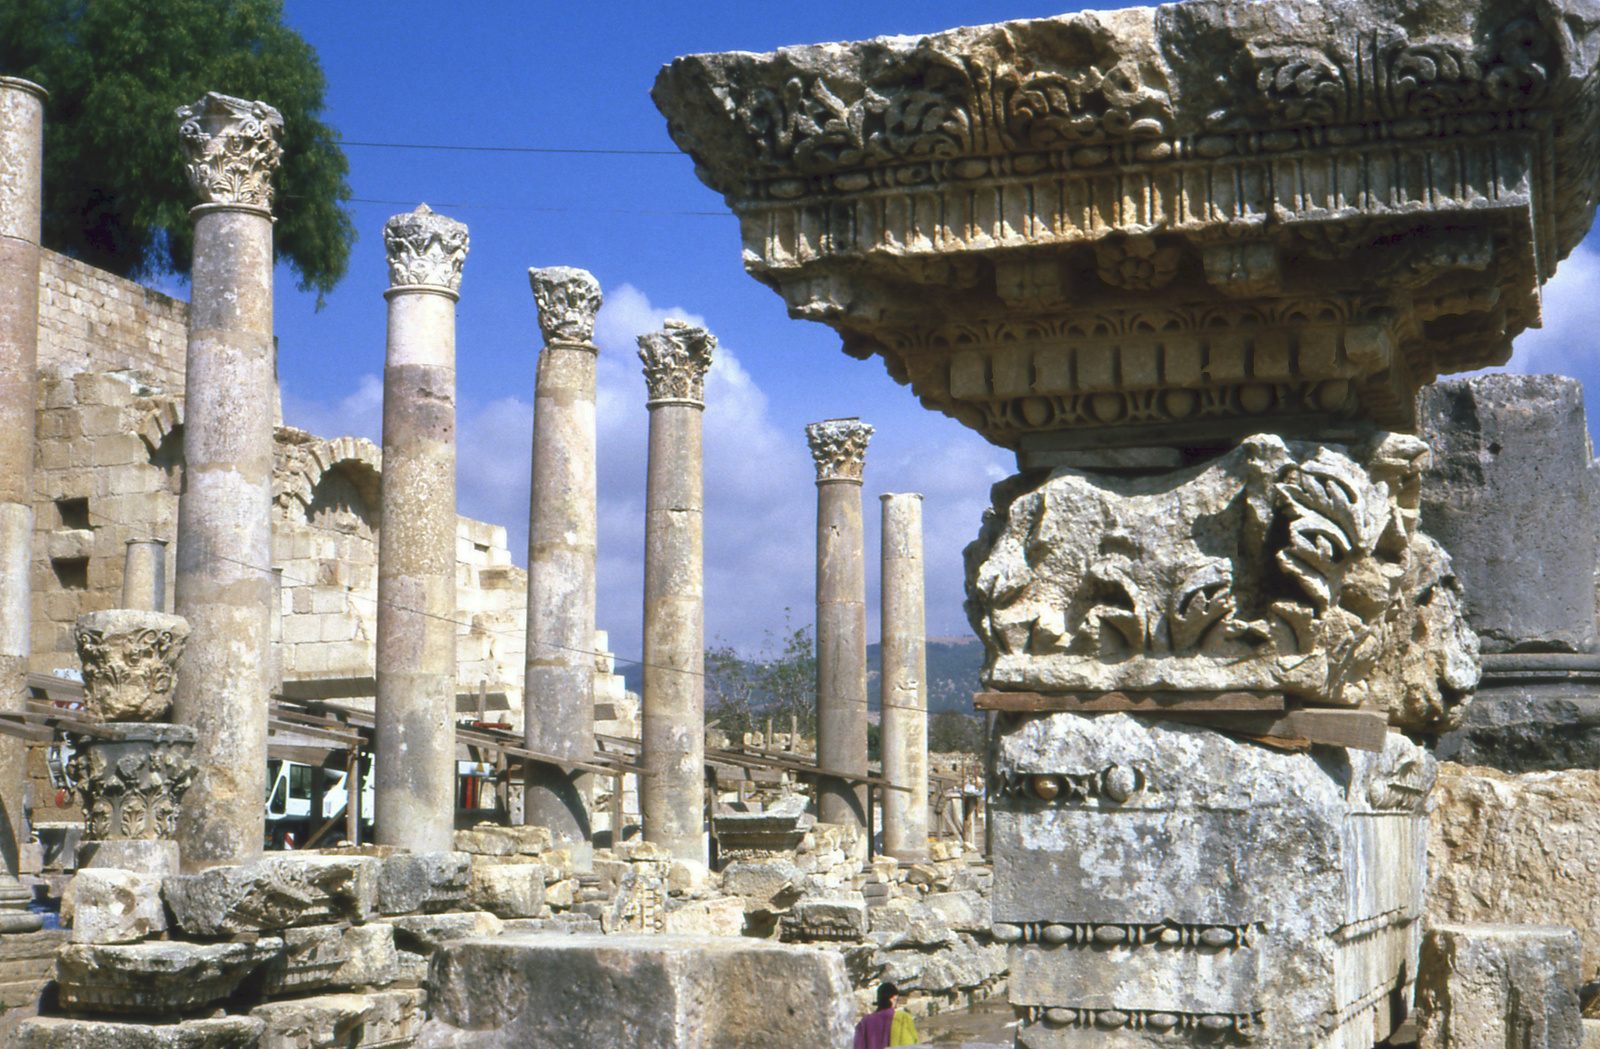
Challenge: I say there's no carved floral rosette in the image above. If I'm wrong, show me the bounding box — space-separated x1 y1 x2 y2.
638 319 716 403
384 204 469 292
67 724 197 842
74 609 190 722
805 418 873 482
175 92 284 210
965 432 1479 731
528 266 603 346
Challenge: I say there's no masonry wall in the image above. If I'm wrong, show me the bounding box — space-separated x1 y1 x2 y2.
37 250 187 388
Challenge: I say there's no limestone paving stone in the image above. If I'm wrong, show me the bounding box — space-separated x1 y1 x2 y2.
424 933 855 1049
163 855 380 936
62 867 167 943
54 938 284 1014
15 1016 266 1049
465 860 548 918
1416 924 1584 1049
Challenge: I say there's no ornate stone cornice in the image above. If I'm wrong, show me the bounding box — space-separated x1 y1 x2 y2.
384 204 468 292
175 92 284 211
806 418 873 482
529 266 603 347
637 319 716 404
654 0 1600 447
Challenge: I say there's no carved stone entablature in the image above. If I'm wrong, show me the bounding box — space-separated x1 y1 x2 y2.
175 92 284 211
1018 1004 1263 1039
74 610 190 722
638 318 716 404
654 0 1600 445
996 919 1260 949
384 204 469 292
529 266 603 346
805 418 873 482
965 433 1478 730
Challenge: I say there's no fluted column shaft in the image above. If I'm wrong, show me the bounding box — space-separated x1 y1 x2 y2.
0 77 47 923
375 206 467 852
880 493 929 861
638 321 713 862
807 419 873 830
171 93 282 871
524 267 602 865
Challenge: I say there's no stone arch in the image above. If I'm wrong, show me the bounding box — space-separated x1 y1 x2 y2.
275 431 383 527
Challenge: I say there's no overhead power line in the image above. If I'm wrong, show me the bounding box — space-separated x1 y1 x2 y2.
343 141 681 156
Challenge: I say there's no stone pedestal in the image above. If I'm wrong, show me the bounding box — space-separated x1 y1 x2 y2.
880 493 929 861
523 267 603 865
638 320 713 862
374 204 468 853
0 76 48 934
170 92 282 871
806 419 872 830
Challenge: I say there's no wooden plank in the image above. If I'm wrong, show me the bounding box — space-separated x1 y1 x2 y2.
1141 708 1389 752
974 690 1286 713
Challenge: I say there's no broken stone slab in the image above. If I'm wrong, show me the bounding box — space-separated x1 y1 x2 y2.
251 994 371 1049
1434 654 1600 772
499 914 602 936
62 868 166 944
1420 375 1598 654
867 898 951 949
425 933 854 1049
465 860 547 918
163 855 380 935
783 895 868 943
925 891 991 936
662 896 745 937
1428 763 1600 979
720 859 804 912
54 938 283 1015
15 1016 265 1049
712 795 813 861
1416 923 1584 1049
358 988 426 1049
453 824 550 857
375 851 470 915
260 922 398 995
385 911 505 955
882 934 1007 996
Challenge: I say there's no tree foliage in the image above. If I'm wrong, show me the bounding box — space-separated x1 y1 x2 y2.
704 611 818 743
0 0 354 299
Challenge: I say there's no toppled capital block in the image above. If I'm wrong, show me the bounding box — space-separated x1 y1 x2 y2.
163 855 379 935
54 939 283 1014
1416 923 1584 1049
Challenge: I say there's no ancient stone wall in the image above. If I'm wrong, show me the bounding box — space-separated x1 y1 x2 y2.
36 250 186 388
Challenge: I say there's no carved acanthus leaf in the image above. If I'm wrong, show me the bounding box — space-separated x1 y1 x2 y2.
384 205 469 291
175 92 283 210
529 267 603 346
637 319 716 403
805 418 873 481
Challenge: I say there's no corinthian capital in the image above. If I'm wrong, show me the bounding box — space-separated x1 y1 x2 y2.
806 418 873 482
384 204 469 292
175 92 284 210
74 610 190 722
529 267 603 346
637 319 715 404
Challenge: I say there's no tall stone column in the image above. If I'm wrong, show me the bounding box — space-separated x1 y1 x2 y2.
523 267 602 864
637 319 714 862
0 76 47 929
806 419 872 830
171 93 282 871
880 493 928 861
375 205 468 852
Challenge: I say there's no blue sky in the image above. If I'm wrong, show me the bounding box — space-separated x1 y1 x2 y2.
263 1 1600 668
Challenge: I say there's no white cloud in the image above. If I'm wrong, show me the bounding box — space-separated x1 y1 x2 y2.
282 372 383 444
1498 242 1600 376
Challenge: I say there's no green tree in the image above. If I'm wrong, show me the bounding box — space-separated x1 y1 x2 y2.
704 610 819 742
0 0 354 300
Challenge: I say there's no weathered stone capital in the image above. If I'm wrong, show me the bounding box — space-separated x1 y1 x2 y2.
384 204 469 292
74 610 191 722
638 318 715 404
806 419 873 482
529 266 603 347
175 92 284 211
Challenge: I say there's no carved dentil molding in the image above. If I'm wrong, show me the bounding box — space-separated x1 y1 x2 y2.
175 92 284 211
637 318 716 403
529 266 603 346
384 204 469 291
806 418 873 482
73 610 190 722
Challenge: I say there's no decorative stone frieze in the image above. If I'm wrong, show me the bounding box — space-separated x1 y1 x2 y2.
964 432 1479 731
73 610 189 722
654 0 1600 446
163 855 381 936
528 266 603 345
175 92 283 211
54 938 284 1014
67 724 197 842
383 204 469 292
805 418 873 482
638 318 715 403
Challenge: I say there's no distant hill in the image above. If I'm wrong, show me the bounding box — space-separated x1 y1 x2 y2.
618 636 986 716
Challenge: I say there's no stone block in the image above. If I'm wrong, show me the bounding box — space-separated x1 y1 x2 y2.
1585 1020 1600 1049
251 994 371 1049
467 861 548 918
881 935 1007 995
375 851 470 915
425 933 854 1049
500 913 602 936
452 823 550 856
926 891 991 936
54 938 283 1014
164 855 379 935
784 895 868 943
662 896 745 937
1434 656 1600 772
1421 376 1597 653
720 859 803 911
15 1016 265 1049
62 868 166 944
1416 924 1583 1049
1428 763 1600 978
867 898 951 949
385 911 504 956
667 858 710 896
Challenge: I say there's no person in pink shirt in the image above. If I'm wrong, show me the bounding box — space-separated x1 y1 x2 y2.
853 982 918 1048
